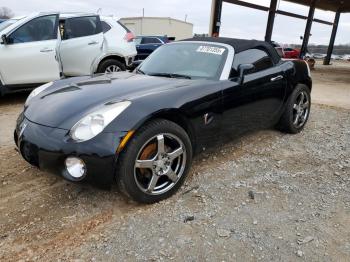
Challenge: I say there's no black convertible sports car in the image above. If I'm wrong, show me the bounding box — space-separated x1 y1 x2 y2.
15 37 312 203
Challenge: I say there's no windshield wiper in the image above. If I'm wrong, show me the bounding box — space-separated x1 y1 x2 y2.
148 73 192 79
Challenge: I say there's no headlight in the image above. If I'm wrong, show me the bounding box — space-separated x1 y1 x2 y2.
25 82 53 106
70 101 131 142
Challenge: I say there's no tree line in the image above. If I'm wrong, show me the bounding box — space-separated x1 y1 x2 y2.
0 7 14 19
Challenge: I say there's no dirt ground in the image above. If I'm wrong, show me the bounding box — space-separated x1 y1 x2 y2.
0 62 349 261
312 60 350 110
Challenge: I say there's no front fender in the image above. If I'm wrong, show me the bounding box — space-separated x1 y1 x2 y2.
104 80 223 154
105 100 189 133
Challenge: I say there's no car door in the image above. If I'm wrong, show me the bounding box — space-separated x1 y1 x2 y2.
221 48 286 137
136 37 163 60
59 15 103 76
0 14 60 85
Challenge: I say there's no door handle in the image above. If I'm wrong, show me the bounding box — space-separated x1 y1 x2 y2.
88 41 99 45
40 48 54 52
270 75 284 82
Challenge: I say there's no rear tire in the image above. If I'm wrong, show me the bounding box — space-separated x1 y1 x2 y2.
97 59 126 73
277 84 311 134
116 119 192 204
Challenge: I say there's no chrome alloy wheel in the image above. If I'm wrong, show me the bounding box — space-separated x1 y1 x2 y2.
134 133 187 195
293 91 310 128
105 65 121 73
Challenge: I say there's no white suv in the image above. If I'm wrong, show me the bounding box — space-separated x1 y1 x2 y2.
0 12 137 95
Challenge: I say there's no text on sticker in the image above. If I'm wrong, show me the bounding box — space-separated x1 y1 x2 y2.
196 46 225 55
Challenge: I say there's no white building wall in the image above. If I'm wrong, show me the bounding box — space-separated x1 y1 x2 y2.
119 17 193 40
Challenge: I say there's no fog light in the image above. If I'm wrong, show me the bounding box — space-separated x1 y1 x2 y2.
65 157 86 180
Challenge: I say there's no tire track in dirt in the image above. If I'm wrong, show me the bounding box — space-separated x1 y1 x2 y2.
2 209 114 261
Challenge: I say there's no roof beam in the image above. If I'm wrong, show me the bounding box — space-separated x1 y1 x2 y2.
223 0 333 25
265 0 278 42
224 0 269 12
324 10 341 65
209 0 223 36
313 18 333 26
276 10 333 25
284 0 350 13
300 0 316 57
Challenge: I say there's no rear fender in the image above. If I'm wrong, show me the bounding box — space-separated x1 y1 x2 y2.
91 52 127 73
290 59 312 90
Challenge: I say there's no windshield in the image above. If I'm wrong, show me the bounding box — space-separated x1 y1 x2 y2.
138 42 228 80
0 19 18 32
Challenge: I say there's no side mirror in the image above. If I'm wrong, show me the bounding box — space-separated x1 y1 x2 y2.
1 34 8 45
238 63 255 85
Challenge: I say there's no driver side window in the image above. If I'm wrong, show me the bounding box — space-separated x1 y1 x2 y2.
230 48 274 78
8 15 57 44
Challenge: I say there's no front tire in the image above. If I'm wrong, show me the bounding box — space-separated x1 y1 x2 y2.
116 119 192 204
97 59 126 73
277 84 311 134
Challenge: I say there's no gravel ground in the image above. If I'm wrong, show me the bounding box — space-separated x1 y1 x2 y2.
0 101 349 261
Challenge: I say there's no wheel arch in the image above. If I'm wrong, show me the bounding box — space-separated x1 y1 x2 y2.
290 60 313 91
121 109 197 156
298 78 312 91
94 54 126 73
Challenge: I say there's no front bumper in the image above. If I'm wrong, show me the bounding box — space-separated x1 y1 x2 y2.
14 115 127 187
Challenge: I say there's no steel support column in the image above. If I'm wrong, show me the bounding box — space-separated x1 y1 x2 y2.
323 10 341 65
300 0 316 58
265 0 278 42
209 0 223 36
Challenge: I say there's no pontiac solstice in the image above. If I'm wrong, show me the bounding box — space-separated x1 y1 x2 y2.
15 37 312 203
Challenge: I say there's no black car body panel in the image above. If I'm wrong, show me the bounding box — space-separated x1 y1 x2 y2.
15 114 126 187
25 73 220 133
24 72 224 152
16 37 312 187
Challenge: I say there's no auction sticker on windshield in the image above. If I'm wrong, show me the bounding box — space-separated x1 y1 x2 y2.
196 46 225 55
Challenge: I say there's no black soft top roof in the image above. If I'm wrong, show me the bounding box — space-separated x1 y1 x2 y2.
182 37 281 64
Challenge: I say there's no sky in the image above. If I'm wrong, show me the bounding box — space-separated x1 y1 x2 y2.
1 0 350 45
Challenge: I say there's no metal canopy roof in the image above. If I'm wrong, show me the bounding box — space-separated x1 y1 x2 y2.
285 0 350 13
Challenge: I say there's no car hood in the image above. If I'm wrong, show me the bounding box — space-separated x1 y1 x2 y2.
24 72 197 129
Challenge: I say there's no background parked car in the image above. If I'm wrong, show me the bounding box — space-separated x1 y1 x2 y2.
270 41 285 58
0 19 6 23
283 47 300 58
0 12 136 95
342 54 350 61
313 53 326 59
304 52 314 59
332 54 343 60
98 16 136 72
133 35 169 67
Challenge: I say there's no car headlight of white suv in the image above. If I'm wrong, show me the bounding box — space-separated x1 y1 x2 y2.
70 101 131 142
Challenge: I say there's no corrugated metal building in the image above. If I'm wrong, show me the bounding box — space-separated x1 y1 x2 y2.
119 17 193 40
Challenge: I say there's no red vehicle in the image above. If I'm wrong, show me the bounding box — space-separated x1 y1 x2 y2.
283 47 300 59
